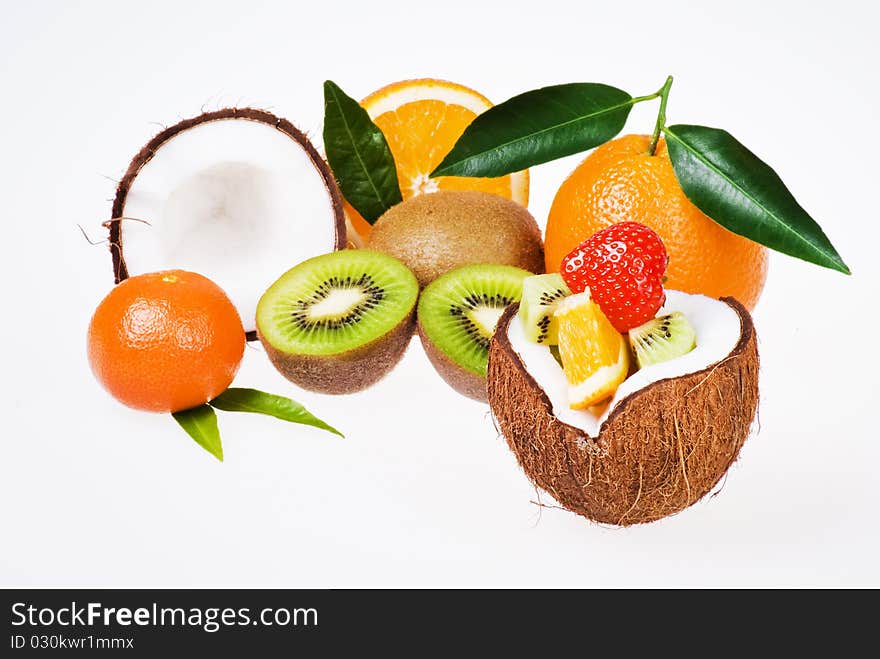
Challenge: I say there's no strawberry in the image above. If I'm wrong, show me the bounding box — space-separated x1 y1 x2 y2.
560 221 669 332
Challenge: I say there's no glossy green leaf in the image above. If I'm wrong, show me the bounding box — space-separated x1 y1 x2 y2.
210 388 343 438
323 80 402 224
431 83 634 178
172 405 223 461
665 124 849 274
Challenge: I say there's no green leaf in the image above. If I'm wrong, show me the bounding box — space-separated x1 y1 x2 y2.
172 405 223 461
323 80 402 224
210 388 343 438
431 83 635 178
665 124 850 274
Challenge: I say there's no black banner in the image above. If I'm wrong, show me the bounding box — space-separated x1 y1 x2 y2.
0 588 871 653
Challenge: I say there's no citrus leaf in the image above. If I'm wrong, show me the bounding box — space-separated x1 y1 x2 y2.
210 388 343 438
172 405 223 461
431 83 634 178
665 124 850 274
323 80 402 224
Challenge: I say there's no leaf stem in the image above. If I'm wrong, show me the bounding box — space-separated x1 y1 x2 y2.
630 91 662 105
648 75 674 156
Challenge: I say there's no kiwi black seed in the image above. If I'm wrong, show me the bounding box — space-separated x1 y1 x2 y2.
417 264 531 402
628 311 697 369
288 274 384 331
450 293 517 349
518 273 572 344
256 250 419 394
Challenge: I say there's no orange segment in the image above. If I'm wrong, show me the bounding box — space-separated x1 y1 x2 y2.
554 292 629 409
344 79 529 245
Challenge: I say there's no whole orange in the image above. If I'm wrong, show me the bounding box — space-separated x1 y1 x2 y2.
545 134 768 310
87 270 245 413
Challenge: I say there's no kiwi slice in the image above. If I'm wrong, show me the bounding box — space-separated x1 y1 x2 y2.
417 264 531 401
518 273 571 344
628 311 697 369
256 250 419 394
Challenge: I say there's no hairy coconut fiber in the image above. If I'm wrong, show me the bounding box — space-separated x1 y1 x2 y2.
487 299 759 526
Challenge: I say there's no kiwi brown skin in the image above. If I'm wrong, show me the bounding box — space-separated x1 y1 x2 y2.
367 191 544 288
110 108 346 341
259 308 416 395
487 298 759 526
417 322 488 402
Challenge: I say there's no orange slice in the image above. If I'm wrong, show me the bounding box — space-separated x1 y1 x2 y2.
554 292 629 409
343 79 530 245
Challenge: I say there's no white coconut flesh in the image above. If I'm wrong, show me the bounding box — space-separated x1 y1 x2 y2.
119 118 339 333
506 290 742 438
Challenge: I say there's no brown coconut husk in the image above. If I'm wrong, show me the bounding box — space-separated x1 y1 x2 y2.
109 108 346 341
487 298 759 526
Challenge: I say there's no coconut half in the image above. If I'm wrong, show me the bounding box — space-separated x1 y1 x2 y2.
110 108 345 338
488 291 759 526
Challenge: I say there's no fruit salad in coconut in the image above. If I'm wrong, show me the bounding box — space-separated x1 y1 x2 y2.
487 222 759 525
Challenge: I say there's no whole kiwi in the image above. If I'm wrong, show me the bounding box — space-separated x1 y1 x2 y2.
367 190 544 287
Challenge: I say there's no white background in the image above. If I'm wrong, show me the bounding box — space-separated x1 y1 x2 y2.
1 0 877 587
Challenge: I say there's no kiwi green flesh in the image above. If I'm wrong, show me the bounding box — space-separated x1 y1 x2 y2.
257 250 418 356
417 264 531 377
262 310 415 394
418 323 489 402
518 273 571 345
629 311 697 369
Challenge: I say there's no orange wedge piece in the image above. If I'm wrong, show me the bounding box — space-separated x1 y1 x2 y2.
554 292 630 409
343 78 530 245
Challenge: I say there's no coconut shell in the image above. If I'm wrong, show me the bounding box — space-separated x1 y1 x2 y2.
417 322 488 402
259 309 416 395
109 108 346 341
487 298 759 526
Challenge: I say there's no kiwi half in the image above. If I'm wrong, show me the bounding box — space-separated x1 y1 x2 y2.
257 250 418 394
628 311 697 369
417 264 531 401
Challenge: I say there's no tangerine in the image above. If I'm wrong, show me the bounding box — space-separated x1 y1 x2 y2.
87 270 245 413
545 134 768 310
